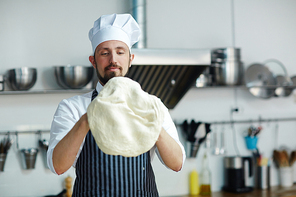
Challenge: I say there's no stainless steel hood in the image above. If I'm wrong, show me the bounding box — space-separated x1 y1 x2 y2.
127 48 211 109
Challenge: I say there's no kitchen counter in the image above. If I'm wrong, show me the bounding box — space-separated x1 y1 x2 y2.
171 184 296 197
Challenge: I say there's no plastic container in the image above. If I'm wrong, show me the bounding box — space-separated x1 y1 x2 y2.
245 136 258 150
279 167 293 187
189 169 200 195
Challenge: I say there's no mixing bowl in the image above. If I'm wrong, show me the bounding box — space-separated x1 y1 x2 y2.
54 65 94 89
6 67 37 91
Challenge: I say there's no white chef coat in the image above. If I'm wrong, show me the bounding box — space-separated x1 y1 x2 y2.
47 81 186 174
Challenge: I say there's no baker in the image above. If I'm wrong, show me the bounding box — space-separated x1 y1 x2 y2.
47 13 185 197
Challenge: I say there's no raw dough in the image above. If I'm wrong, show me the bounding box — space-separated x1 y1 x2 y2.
87 77 166 157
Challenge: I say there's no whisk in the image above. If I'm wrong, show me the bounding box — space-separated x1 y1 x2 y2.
0 136 13 154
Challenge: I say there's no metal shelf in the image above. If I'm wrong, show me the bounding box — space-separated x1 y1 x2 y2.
194 85 296 89
207 116 296 125
194 85 247 89
247 85 296 89
2 85 294 94
175 116 296 127
0 89 92 95
0 130 50 135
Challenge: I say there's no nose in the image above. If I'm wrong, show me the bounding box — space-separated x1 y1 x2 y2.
110 52 117 65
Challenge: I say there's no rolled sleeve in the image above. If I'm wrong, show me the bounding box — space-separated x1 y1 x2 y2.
47 95 90 174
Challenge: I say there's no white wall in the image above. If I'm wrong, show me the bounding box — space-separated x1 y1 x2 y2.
1 0 296 196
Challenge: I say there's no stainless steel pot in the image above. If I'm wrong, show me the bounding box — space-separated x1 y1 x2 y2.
211 47 244 86
211 60 244 86
211 48 241 62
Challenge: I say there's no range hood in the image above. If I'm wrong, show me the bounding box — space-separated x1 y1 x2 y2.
127 48 211 109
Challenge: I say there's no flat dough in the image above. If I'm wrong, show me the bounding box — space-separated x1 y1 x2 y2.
87 77 166 157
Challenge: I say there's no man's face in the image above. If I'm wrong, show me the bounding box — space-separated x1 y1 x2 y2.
89 40 134 85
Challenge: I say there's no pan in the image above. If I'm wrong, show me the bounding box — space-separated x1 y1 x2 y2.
245 63 276 99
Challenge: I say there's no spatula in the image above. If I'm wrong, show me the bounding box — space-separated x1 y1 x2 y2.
190 123 206 157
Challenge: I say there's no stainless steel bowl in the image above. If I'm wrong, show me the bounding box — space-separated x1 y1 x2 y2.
54 65 94 89
6 67 37 91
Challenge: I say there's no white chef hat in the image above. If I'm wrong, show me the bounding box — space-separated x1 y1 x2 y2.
89 13 141 52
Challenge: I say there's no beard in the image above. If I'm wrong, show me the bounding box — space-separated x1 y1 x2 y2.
95 62 130 85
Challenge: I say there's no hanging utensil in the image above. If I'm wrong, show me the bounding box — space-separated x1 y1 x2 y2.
220 129 226 155
0 135 13 154
213 132 220 155
181 120 189 140
205 133 211 149
187 120 200 142
289 151 296 166
198 123 211 145
190 123 206 157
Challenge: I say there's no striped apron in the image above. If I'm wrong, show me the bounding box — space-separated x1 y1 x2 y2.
72 89 159 197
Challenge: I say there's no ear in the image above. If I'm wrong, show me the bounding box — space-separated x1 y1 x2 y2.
129 54 135 67
89 56 96 69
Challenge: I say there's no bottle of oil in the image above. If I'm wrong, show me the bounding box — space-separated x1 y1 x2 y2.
200 152 211 196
